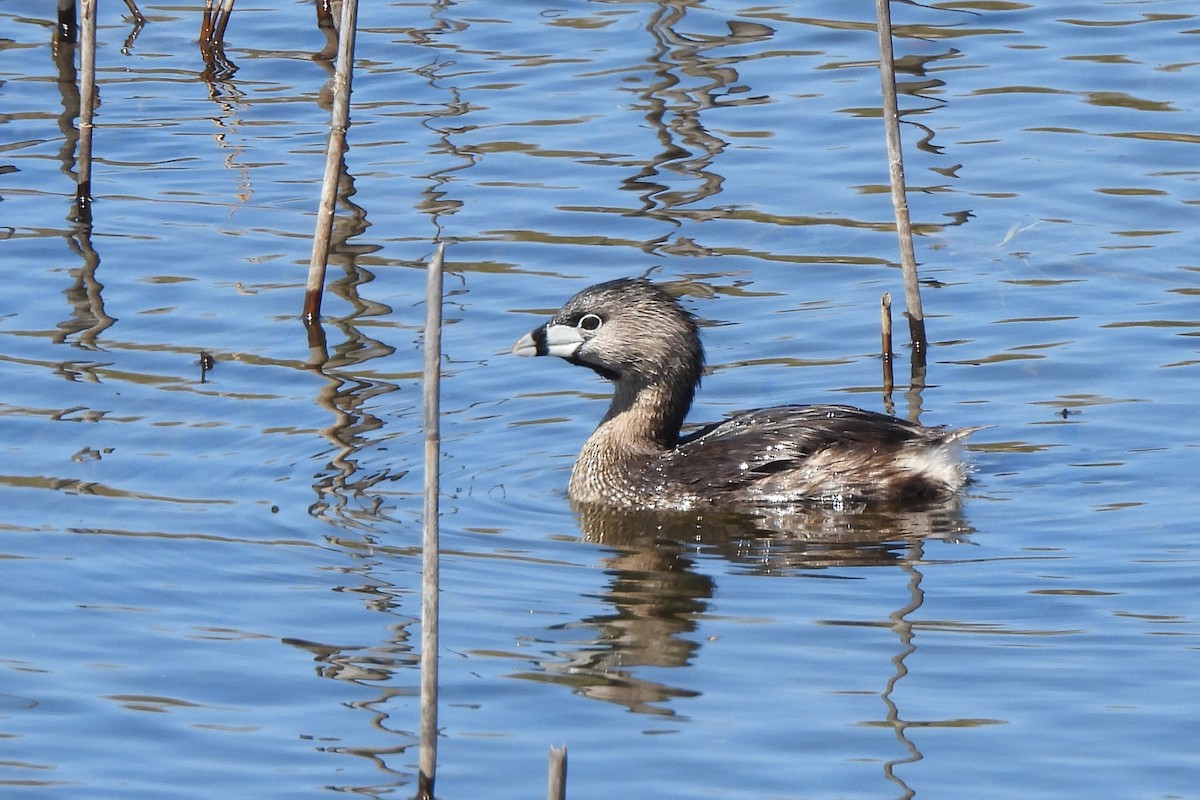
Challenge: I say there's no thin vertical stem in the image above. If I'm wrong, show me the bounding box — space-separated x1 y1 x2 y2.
75 0 97 224
213 0 235 41
417 243 445 800
874 0 927 356
880 291 894 401
302 0 359 324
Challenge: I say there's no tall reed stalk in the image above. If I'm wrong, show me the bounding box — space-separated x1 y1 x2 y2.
417 243 445 800
874 0 928 358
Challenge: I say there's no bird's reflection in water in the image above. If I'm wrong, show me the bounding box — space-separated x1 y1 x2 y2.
517 501 973 715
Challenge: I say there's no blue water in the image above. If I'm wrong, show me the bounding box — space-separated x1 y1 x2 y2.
2 0 1198 798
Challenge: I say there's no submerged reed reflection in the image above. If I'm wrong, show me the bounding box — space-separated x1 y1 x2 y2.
283 629 419 796
880 548 924 800
623 2 773 222
50 16 115 348
55 228 115 349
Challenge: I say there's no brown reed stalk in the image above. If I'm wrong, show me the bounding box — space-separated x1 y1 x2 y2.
302 0 359 325
417 243 445 800
200 0 235 44
213 0 234 41
874 0 928 358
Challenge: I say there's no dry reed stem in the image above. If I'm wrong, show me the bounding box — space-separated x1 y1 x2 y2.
417 243 445 800
75 0 96 224
874 0 928 357
302 0 359 324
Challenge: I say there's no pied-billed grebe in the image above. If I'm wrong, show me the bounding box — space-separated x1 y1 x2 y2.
512 278 975 510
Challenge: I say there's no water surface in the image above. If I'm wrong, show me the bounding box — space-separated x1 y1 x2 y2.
1 1 1198 798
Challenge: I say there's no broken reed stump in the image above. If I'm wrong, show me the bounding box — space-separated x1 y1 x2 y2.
874 0 928 362
880 292 894 396
302 0 359 325
200 0 235 46
547 745 567 800
199 0 237 78
417 243 445 800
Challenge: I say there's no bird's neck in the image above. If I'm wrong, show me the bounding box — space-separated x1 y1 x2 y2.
597 375 693 451
569 369 698 506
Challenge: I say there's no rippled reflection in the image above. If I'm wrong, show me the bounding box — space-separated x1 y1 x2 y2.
622 3 773 222
505 500 972 717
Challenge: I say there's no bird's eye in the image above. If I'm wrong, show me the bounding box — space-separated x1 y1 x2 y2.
578 314 603 332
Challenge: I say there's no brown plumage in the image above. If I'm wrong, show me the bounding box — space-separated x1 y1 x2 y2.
513 278 975 511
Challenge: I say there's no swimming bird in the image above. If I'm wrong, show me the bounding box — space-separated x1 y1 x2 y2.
512 277 974 510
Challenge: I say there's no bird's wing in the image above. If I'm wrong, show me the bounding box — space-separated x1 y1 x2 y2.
667 405 951 499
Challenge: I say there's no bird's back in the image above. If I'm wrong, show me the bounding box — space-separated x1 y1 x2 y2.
663 404 971 506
